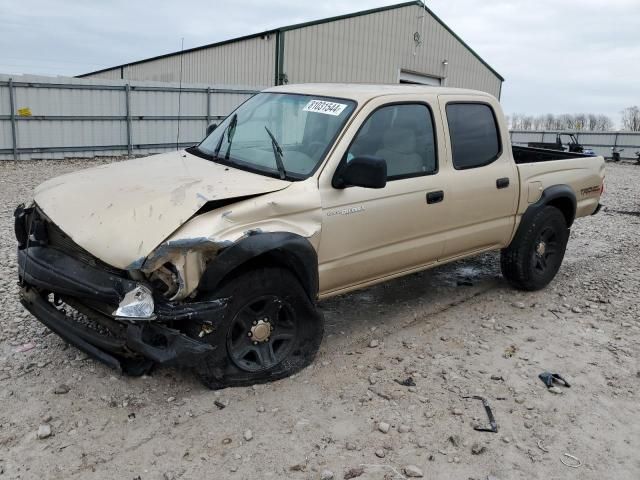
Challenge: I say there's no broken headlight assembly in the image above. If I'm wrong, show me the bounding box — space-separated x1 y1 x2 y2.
113 285 155 320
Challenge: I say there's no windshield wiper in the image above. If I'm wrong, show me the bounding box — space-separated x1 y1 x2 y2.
213 113 237 159
264 126 287 180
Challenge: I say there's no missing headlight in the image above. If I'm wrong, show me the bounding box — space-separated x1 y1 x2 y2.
113 285 155 320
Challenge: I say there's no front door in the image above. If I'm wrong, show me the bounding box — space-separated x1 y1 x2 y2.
317 96 448 295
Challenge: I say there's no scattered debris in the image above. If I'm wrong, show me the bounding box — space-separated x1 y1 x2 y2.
360 464 407 478
548 386 563 395
539 372 571 389
463 396 498 433
15 342 36 353
243 429 253 441
343 466 364 479
395 376 416 387
537 440 550 453
503 345 517 358
560 453 582 468
214 400 226 410
448 434 461 447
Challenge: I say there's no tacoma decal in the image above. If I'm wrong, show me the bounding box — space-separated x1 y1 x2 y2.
327 206 365 217
580 185 600 196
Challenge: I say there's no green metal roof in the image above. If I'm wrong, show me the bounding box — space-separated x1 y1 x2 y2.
77 1 503 82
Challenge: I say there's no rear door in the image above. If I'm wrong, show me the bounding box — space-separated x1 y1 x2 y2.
437 94 519 259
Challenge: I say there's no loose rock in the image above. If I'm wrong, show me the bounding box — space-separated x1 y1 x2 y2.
243 429 253 441
37 424 52 439
402 465 424 478
344 466 364 479
320 470 334 480
471 443 486 455
53 384 70 394
378 421 390 433
368 339 379 348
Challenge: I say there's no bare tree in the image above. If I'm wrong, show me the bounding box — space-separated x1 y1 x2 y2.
510 113 522 130
508 112 614 131
596 115 613 131
574 114 587 131
621 106 640 131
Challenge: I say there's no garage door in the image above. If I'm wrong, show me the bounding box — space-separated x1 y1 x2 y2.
399 70 441 86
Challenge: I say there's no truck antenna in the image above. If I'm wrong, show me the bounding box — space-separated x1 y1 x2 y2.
176 37 185 150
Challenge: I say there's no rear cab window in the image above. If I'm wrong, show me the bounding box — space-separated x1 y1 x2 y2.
446 103 501 170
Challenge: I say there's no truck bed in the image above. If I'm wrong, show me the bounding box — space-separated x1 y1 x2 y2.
512 145 590 164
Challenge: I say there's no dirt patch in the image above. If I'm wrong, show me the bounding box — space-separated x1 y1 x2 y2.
0 160 638 479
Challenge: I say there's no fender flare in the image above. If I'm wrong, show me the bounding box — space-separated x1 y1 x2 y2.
198 232 319 301
516 184 577 240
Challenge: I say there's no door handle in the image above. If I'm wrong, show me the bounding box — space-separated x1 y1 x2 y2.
426 190 444 204
496 177 510 189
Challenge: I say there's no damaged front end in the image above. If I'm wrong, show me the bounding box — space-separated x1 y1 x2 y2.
14 204 228 374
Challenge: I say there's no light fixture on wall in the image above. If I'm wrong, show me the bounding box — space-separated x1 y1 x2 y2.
442 59 449 66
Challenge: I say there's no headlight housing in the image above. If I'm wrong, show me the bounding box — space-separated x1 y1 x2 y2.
113 285 155 320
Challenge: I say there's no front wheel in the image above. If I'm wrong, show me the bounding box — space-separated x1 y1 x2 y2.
191 267 324 389
500 206 569 291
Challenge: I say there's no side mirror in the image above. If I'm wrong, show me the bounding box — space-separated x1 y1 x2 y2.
334 155 387 189
205 123 218 136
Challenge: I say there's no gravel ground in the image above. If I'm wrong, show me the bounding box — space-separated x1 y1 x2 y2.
0 159 638 480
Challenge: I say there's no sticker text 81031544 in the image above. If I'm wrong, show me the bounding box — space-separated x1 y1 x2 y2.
303 100 347 116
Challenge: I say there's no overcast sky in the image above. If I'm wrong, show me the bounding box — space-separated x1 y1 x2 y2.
1 0 638 124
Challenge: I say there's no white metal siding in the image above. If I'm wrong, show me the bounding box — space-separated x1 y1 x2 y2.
0 74 257 160
86 35 276 89
282 4 501 97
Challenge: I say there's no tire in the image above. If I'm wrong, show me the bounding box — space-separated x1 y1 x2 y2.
190 267 324 390
500 206 569 291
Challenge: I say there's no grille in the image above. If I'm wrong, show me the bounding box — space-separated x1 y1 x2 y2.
32 207 127 276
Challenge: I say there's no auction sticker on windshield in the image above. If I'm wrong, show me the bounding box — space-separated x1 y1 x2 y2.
303 100 347 116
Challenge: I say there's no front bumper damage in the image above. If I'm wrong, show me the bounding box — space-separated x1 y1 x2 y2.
15 205 227 374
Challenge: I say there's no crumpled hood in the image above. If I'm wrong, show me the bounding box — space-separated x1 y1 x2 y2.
34 151 290 269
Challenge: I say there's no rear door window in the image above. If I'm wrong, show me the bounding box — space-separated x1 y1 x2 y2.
446 103 501 170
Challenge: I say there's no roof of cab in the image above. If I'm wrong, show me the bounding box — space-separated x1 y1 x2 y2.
264 83 495 103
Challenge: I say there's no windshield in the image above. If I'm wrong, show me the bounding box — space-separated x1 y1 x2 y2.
195 93 356 180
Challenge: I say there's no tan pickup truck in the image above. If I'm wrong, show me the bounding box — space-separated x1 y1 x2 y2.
15 84 604 388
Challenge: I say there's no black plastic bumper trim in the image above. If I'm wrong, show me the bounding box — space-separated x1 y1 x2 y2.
18 246 137 305
20 288 123 372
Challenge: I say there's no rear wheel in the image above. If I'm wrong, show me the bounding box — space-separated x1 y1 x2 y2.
191 267 323 389
501 206 569 291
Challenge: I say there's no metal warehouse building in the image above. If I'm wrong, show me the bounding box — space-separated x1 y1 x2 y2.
79 1 503 98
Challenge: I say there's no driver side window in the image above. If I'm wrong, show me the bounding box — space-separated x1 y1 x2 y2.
347 103 437 180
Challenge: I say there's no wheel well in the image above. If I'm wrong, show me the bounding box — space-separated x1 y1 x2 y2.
216 252 295 287
547 197 575 227
198 233 319 303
